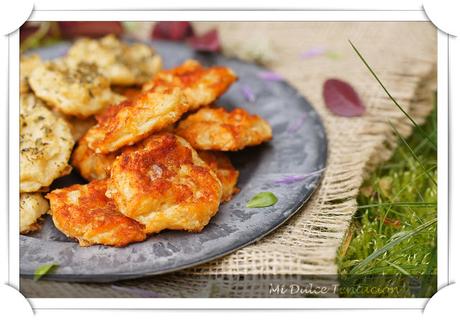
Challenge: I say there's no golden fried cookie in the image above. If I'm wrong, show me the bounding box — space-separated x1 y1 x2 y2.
20 94 74 192
142 59 237 111
72 136 120 181
84 86 187 153
20 54 42 94
84 60 236 154
20 193 49 234
176 107 272 151
46 179 146 247
72 125 176 181
67 35 162 86
28 59 124 118
198 151 239 202
107 133 223 234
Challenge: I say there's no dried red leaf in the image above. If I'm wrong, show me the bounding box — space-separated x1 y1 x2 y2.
187 29 221 53
151 22 194 41
20 22 59 43
323 79 365 117
58 22 123 38
20 23 40 42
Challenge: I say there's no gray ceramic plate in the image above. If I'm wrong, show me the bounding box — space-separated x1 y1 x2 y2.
20 40 327 282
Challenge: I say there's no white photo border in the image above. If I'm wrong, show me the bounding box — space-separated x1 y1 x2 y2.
8 9 448 310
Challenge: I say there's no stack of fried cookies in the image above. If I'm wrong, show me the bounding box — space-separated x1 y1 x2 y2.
20 35 272 247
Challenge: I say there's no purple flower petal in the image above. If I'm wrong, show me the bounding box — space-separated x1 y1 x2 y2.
300 47 326 59
258 71 284 82
274 175 308 184
286 112 308 134
274 169 325 185
240 84 256 102
111 285 163 298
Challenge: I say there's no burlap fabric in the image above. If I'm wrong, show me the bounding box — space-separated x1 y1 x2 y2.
20 22 437 298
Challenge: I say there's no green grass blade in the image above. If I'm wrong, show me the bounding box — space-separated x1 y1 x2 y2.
349 218 437 274
357 202 436 209
425 245 437 276
412 130 437 154
388 121 437 186
21 22 51 53
384 261 411 276
421 244 437 296
348 40 437 149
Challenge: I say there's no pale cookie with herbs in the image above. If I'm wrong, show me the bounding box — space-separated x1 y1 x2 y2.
20 94 74 192
29 59 124 118
66 34 163 86
50 108 98 141
20 54 42 94
20 193 49 234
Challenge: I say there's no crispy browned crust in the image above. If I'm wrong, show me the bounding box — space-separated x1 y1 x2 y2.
107 133 222 234
46 180 146 247
72 126 175 182
85 86 187 154
198 151 239 202
72 136 120 181
176 107 272 151
142 59 237 111
84 60 236 154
